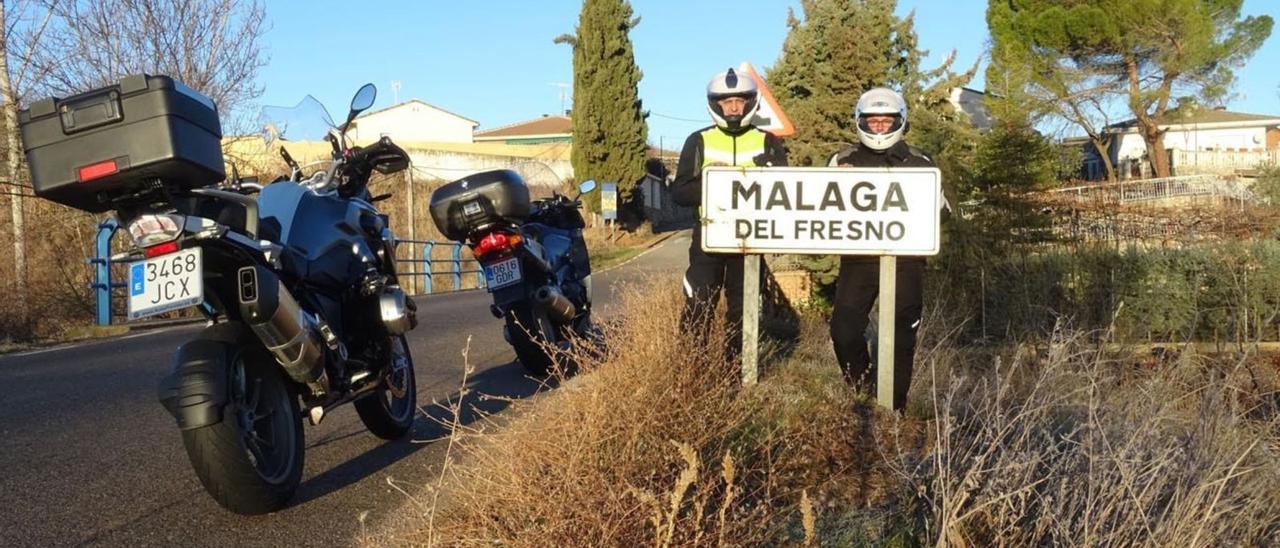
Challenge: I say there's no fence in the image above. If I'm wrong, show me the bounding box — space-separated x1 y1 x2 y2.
88 226 486 326
394 239 486 296
1044 174 1257 206
1171 149 1280 176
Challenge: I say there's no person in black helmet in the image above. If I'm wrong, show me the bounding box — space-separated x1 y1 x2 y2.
671 68 787 362
828 87 935 411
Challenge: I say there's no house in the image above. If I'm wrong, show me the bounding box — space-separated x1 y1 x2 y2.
1075 108 1280 180
948 87 993 131
348 99 479 144
474 114 573 145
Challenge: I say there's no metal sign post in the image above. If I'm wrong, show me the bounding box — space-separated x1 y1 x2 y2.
701 166 941 408
741 254 760 385
877 256 896 408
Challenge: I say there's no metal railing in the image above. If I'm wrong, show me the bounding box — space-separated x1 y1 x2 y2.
1044 175 1258 205
90 219 127 326
394 239 486 295
1171 149 1280 175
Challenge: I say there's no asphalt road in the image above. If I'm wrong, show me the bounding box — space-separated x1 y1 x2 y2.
0 231 689 548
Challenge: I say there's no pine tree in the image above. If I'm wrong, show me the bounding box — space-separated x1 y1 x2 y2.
987 0 1273 179
767 0 981 296
766 0 904 166
555 0 649 211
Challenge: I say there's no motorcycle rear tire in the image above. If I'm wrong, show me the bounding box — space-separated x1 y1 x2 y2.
355 335 418 440
181 345 304 515
506 302 556 376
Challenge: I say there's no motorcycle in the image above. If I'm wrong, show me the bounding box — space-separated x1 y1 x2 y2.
18 76 418 514
428 171 598 375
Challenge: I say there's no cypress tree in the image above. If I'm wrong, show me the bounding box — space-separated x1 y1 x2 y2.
555 0 649 210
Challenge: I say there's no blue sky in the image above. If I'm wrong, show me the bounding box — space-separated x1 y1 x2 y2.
259 0 1279 149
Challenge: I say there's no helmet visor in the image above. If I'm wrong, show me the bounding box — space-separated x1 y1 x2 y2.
857 113 903 135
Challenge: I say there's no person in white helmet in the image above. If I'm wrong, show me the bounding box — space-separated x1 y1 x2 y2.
828 87 934 410
671 68 787 362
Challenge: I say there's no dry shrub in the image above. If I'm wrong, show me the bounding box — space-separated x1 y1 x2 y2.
0 196 103 341
902 329 1280 546
380 279 888 546
372 277 1280 547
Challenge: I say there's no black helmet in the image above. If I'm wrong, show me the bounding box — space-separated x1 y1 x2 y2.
706 68 759 130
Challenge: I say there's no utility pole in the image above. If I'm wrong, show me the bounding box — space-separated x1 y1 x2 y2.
550 82 570 114
391 80 402 104
405 164 417 294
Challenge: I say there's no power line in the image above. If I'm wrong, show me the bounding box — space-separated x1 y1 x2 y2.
648 111 708 124
0 180 34 190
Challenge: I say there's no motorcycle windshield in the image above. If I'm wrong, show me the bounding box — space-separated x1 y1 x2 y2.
258 95 336 145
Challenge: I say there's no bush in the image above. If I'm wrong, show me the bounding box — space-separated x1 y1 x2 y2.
367 278 1280 546
928 240 1280 345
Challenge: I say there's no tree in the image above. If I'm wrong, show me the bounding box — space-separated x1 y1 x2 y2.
988 0 1273 179
555 0 649 210
768 0 980 294
37 0 268 125
767 0 906 166
0 0 54 337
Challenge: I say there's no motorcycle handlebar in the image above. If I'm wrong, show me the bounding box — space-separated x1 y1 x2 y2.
348 137 407 167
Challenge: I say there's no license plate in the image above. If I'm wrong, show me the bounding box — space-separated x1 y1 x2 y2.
483 257 522 290
127 247 204 320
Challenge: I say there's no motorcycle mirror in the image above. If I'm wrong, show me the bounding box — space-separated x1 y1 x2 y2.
578 179 598 195
349 83 376 115
342 83 377 132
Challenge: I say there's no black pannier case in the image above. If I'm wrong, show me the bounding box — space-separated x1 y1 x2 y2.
18 74 224 213
430 169 531 241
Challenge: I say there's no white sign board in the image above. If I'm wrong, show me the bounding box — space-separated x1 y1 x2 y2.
700 167 942 256
601 183 617 221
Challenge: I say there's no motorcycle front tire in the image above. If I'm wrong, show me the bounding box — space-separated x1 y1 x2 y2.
355 334 418 440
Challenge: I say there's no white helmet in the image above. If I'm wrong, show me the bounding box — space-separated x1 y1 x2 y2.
855 87 907 151
706 68 759 130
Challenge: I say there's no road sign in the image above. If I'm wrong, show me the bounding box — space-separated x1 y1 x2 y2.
700 166 942 256
738 62 794 138
601 182 617 221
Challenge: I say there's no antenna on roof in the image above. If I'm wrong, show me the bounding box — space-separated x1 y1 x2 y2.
550 82 570 115
391 80 402 104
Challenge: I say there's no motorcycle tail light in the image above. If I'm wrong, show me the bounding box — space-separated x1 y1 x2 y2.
127 214 185 248
474 232 521 259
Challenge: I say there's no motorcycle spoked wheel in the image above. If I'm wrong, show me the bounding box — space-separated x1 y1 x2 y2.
354 335 418 440
181 346 304 515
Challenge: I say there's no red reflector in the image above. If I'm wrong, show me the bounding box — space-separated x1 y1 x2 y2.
145 240 180 258
78 160 119 182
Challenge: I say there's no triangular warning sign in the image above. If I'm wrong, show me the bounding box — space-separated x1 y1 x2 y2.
739 62 795 138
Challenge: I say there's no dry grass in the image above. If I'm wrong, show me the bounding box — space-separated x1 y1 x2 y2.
365 276 1280 547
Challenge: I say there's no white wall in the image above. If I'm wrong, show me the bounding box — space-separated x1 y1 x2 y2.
351 102 477 144
1114 126 1269 161
949 88 992 130
406 149 571 193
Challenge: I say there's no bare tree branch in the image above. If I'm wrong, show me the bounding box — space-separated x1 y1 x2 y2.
35 0 268 126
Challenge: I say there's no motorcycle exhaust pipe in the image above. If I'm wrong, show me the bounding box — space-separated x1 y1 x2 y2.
238 266 329 397
533 285 576 323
